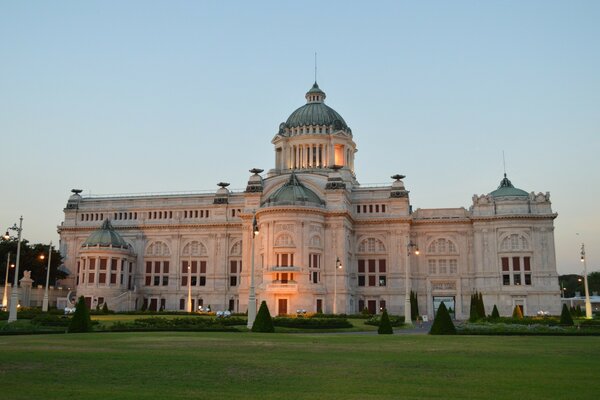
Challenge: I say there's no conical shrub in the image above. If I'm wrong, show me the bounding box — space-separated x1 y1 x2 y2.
512 305 524 319
252 301 275 333
469 294 478 322
68 296 93 333
491 304 500 319
477 292 486 319
560 303 574 326
429 302 456 335
378 309 394 334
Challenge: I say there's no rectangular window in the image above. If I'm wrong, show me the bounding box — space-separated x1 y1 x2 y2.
503 274 510 285
99 273 106 284
438 259 447 274
358 276 365 287
524 257 531 271
524 274 531 285
191 276 198 286
382 204 386 213
88 273 95 284
89 259 96 270
380 300 386 312
514 274 522 285
449 259 458 274
162 276 168 286
199 276 206 286
110 273 117 284
428 260 436 275
154 261 161 274
368 260 376 273
179 298 185 310
368 275 376 286
153 276 160 286
379 276 386 286
501 257 509 272
145 276 151 286
512 257 521 271
146 262 152 274
111 259 118 271
230 276 237 286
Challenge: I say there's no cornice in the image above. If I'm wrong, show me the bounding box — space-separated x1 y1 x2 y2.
58 221 244 233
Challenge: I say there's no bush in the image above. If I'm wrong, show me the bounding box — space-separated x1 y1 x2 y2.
252 301 274 333
31 314 69 327
378 309 393 334
410 291 419 321
68 296 93 333
365 314 404 327
559 304 574 326
102 302 110 314
107 317 240 332
512 305 524 320
273 317 351 329
491 304 500 319
429 302 456 335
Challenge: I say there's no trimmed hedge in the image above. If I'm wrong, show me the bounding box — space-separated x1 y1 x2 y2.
273 317 352 329
365 314 404 327
107 317 241 332
378 310 393 334
430 302 456 335
252 301 274 333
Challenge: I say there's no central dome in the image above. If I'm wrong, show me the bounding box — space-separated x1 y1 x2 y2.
283 83 349 132
263 173 324 207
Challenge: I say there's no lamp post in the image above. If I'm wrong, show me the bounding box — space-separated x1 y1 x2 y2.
247 213 259 329
41 242 53 312
404 240 419 327
333 257 342 314
6 216 23 323
187 253 192 313
580 243 592 319
2 252 14 309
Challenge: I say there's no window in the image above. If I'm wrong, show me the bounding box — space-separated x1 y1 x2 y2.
428 238 457 254
181 260 207 287
230 260 241 287
145 261 169 286
427 259 458 275
501 234 529 251
276 253 294 267
309 253 321 283
358 259 386 287
358 238 386 253
501 256 532 286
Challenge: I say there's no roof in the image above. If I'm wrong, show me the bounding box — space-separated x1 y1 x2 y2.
490 174 529 198
82 219 129 249
262 173 324 207
283 83 349 131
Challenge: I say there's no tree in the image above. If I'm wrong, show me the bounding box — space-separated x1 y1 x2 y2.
477 292 486 319
68 296 93 333
378 309 393 334
491 304 500 319
252 301 274 333
0 238 66 287
102 302 109 314
429 302 456 335
469 294 478 322
559 303 574 326
410 291 419 320
512 305 524 319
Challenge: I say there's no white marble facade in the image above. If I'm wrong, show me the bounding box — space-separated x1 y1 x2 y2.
58 83 560 318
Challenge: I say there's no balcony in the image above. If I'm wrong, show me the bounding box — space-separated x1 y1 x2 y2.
265 281 298 293
268 265 302 273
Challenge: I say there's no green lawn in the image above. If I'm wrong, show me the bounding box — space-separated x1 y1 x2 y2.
0 332 597 399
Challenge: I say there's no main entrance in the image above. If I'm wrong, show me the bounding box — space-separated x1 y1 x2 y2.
433 296 455 319
278 298 288 315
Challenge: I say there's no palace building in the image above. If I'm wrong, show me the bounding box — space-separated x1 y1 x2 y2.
58 82 561 318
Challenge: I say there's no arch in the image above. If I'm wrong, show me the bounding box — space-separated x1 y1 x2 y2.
357 237 386 253
309 235 322 248
182 240 208 256
427 238 458 254
274 233 295 247
230 240 242 256
500 234 529 252
145 241 171 257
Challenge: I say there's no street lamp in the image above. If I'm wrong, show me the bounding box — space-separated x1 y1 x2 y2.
6 216 24 323
247 213 259 329
41 242 53 312
333 257 342 314
404 240 419 327
2 252 15 309
580 244 592 319
187 253 192 313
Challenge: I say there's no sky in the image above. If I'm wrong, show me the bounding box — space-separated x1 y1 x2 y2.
1 1 599 275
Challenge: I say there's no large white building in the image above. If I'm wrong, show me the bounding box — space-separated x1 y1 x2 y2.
58 82 561 318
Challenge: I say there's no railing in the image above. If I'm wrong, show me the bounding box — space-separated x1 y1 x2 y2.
82 188 245 199
266 282 298 292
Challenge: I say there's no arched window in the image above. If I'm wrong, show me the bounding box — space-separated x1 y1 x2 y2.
230 240 242 256
309 235 322 248
275 234 295 247
427 238 457 254
182 241 208 256
500 234 529 252
145 241 170 257
357 237 386 253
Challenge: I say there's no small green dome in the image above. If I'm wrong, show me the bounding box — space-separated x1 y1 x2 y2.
490 174 529 198
263 173 324 207
284 83 349 131
82 220 129 249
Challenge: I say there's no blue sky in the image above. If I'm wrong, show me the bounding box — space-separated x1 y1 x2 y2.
1 1 598 274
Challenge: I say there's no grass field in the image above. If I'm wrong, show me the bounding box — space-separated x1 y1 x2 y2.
0 332 597 400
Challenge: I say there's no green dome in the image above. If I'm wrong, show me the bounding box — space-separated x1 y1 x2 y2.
82 220 129 249
490 174 529 198
263 173 324 207
284 83 349 131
